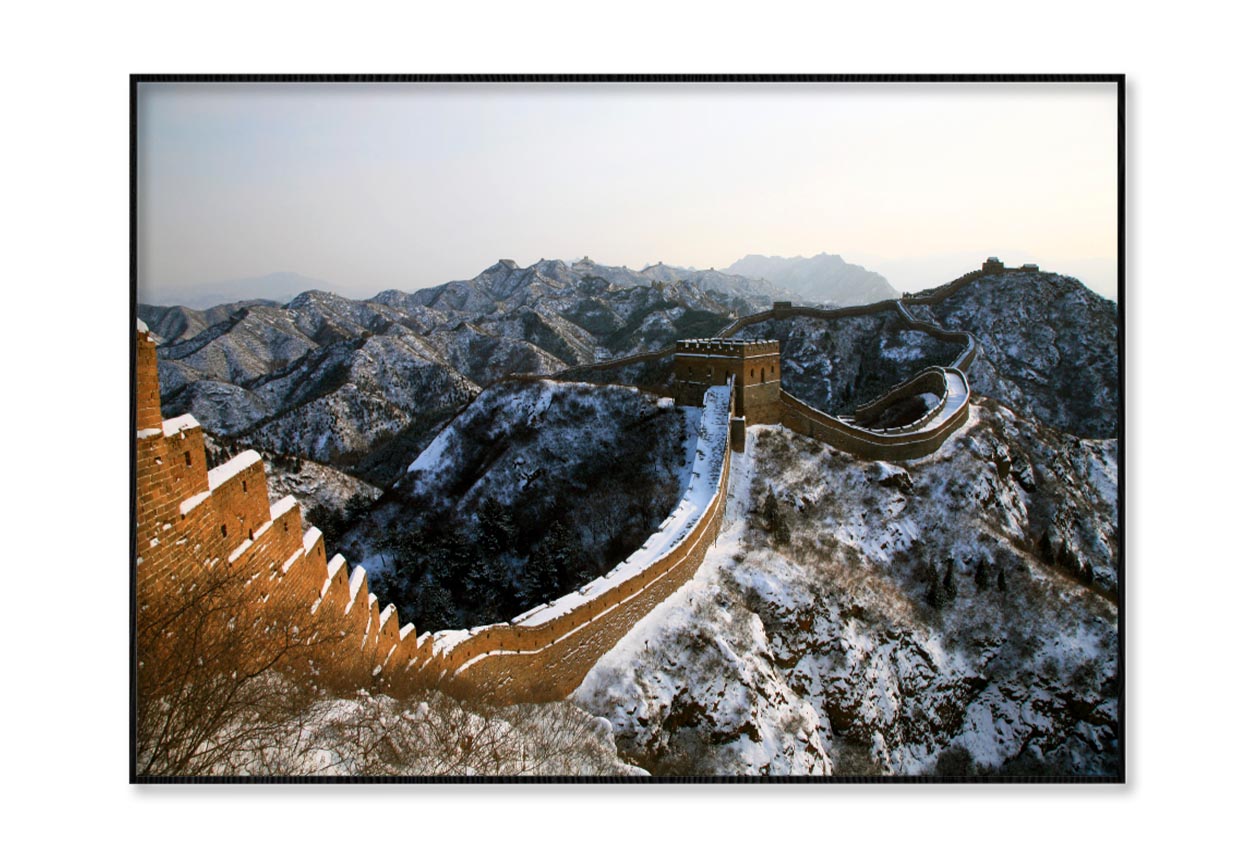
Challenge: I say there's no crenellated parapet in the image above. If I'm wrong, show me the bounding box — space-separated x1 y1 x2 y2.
134 320 428 704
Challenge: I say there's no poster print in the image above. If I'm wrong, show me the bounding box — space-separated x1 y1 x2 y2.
133 75 1123 781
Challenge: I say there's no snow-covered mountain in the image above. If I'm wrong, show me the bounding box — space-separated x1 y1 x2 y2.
725 253 897 306
908 269 1119 438
563 268 1120 776
729 269 1118 438
139 258 780 486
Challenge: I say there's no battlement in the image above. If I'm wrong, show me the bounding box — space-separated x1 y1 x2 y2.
134 322 425 724
675 338 780 358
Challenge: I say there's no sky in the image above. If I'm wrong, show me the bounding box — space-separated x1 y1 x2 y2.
137 81 1119 305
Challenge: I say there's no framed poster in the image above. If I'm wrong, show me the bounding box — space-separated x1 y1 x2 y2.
132 74 1123 781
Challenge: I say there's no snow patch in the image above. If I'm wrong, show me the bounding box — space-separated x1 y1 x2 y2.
162 413 199 437
207 450 263 491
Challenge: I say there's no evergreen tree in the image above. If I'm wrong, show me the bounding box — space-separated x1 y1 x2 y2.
478 497 516 557
400 526 431 569
975 558 991 591
464 560 503 622
417 579 458 632
925 563 946 609
344 493 374 523
1039 527 1055 563
524 533 562 605
997 565 1008 592
943 560 957 598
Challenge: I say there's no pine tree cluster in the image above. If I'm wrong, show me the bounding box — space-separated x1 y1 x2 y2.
374 496 593 634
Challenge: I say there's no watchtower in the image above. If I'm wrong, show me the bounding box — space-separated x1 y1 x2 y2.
673 338 782 425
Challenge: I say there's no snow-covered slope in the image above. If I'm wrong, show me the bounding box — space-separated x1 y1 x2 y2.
342 379 698 634
575 405 1119 777
262 455 381 524
910 270 1119 438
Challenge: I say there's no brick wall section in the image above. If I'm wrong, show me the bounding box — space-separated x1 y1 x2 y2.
851 367 950 427
135 325 398 699
713 299 903 339
892 301 978 372
780 379 971 462
135 325 164 432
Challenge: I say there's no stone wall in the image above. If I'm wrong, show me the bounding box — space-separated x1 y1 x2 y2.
780 376 970 462
851 366 950 428
892 302 977 372
713 299 902 339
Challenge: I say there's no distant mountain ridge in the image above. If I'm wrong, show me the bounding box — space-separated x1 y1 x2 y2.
724 253 897 305
137 257 782 488
144 271 335 310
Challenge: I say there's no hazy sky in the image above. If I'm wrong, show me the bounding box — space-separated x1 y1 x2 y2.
137 81 1119 304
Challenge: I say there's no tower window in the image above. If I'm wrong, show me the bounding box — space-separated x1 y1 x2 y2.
242 479 247 493
220 524 227 538
184 451 192 467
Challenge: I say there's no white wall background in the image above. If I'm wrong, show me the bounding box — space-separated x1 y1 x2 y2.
3 2 1246 852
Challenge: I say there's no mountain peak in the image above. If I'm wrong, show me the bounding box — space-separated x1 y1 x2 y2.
287 289 346 310
724 253 894 306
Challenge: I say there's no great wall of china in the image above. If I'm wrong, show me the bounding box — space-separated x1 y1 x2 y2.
134 258 1014 713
